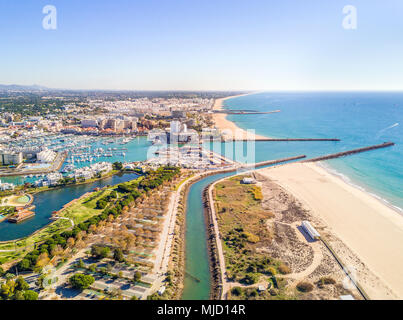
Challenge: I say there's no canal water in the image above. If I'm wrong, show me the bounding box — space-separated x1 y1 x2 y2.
0 173 139 242
181 171 237 300
181 159 302 300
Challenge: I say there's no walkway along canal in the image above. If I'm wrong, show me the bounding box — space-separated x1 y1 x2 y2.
180 142 396 299
181 156 307 300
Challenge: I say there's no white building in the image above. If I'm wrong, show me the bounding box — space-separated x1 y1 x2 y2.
301 221 321 240
169 121 198 144
258 285 266 292
0 151 23 165
45 173 63 186
0 180 15 191
68 162 112 180
170 121 181 134
36 148 56 163
34 173 63 187
158 286 166 296
241 177 256 184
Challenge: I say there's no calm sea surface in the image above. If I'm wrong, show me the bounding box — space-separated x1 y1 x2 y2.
223 92 403 212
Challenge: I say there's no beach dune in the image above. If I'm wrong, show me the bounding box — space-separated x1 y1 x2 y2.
259 162 403 299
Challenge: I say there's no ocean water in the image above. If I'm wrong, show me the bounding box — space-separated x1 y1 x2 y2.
222 92 403 212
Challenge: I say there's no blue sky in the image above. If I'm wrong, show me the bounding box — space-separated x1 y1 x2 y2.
0 0 402 90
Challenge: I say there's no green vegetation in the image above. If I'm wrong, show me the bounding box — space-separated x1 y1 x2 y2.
214 176 295 300
0 95 80 117
250 186 263 201
0 276 38 300
296 281 314 293
69 273 95 290
2 166 180 272
0 206 16 217
112 162 123 171
91 245 111 259
133 271 142 283
113 248 125 263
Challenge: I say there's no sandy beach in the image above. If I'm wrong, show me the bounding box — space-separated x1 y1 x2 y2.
213 94 269 141
258 162 403 299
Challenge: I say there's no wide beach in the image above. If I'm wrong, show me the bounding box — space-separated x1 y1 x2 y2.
213 94 269 140
258 162 403 299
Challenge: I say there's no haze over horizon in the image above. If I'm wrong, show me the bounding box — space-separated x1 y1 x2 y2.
1 0 403 91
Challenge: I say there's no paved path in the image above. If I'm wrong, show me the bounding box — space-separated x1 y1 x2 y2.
208 178 230 299
53 216 75 228
150 174 203 294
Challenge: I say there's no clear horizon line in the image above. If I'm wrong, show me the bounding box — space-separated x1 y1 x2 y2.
1 83 403 93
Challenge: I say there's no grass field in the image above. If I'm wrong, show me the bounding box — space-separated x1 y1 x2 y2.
214 175 295 300
0 218 70 265
0 187 113 266
60 188 112 224
0 173 143 267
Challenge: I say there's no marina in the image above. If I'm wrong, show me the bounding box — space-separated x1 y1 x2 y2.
0 135 150 186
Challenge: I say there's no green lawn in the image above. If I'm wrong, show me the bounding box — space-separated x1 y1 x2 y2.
0 188 112 265
61 189 112 225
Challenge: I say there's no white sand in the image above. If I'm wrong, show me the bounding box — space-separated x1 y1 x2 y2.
213 95 269 140
259 162 403 299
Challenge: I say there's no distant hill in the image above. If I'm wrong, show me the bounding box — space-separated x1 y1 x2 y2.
0 84 50 91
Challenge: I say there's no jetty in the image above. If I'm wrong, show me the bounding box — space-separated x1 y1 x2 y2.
223 138 341 142
241 155 307 169
214 109 281 115
302 142 395 163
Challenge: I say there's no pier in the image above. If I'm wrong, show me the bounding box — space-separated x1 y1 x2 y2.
214 109 281 115
223 138 341 142
302 142 395 163
241 155 307 169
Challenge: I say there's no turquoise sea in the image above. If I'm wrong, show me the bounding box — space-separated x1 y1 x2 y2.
222 92 403 212
1 92 402 243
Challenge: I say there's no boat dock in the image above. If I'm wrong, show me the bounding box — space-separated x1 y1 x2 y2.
302 142 395 163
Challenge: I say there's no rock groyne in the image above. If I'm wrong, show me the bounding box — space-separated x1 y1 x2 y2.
302 142 395 163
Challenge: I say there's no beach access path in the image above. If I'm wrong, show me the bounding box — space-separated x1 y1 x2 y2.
258 162 403 299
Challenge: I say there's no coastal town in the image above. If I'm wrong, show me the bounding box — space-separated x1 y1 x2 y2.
0 89 250 301
0 87 401 302
1 4 403 319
